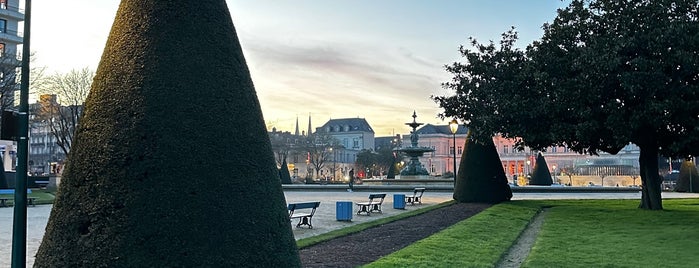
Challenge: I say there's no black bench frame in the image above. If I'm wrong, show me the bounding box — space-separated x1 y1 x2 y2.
288 201 321 229
356 193 386 215
405 188 426 205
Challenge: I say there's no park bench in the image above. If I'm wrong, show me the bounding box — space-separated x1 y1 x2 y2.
34 180 50 189
288 201 321 229
0 189 33 194
0 197 37 207
405 188 426 205
356 193 386 215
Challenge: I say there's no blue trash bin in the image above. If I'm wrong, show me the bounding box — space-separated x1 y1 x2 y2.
336 201 353 221
393 194 406 209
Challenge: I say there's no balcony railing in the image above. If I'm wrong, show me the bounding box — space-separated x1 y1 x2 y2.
0 3 24 14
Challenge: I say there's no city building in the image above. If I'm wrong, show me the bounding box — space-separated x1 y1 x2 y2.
0 0 23 103
28 95 66 175
0 0 23 57
404 123 642 185
315 118 375 180
0 0 22 173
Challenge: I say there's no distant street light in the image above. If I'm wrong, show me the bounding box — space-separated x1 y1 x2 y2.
690 156 694 193
449 119 458 185
552 165 557 184
329 147 336 181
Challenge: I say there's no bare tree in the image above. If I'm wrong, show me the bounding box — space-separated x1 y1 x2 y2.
304 131 340 179
34 67 94 154
0 52 47 120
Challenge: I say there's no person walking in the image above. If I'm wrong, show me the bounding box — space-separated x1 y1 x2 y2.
348 169 354 192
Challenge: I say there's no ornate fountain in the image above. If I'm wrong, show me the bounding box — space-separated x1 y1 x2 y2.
396 111 435 178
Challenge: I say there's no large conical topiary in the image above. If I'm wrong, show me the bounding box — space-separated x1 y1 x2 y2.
675 160 699 193
34 1 300 267
453 130 512 203
529 152 553 185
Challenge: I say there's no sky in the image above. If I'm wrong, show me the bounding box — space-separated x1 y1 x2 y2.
29 0 568 136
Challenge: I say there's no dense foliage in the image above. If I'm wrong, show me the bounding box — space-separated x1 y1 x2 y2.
453 130 512 203
34 1 300 266
355 147 397 177
435 0 699 210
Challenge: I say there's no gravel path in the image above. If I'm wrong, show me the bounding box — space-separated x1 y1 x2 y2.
496 208 547 268
299 202 492 268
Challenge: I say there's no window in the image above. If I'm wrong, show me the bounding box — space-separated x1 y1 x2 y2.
503 145 508 154
551 147 557 153
0 19 6 33
457 146 462 155
0 0 6 9
450 146 455 155
353 139 359 148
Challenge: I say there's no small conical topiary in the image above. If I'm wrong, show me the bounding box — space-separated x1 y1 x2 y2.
34 1 300 267
280 158 293 184
387 158 396 179
529 152 553 185
675 160 699 193
453 130 512 203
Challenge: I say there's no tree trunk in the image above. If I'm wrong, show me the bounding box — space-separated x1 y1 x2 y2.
638 144 663 210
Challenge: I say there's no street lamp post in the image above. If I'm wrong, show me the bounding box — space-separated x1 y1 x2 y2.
552 165 557 184
13 1 32 267
449 119 458 185
329 147 336 181
690 156 694 193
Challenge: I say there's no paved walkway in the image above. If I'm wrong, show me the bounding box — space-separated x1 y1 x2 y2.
1 190 697 267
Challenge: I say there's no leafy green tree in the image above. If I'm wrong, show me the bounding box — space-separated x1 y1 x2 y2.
435 1 699 210
453 130 512 203
675 159 699 193
530 153 553 186
34 1 300 267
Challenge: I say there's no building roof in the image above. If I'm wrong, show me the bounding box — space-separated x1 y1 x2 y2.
414 123 468 135
317 118 374 134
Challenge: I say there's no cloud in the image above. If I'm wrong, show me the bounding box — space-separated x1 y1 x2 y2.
239 32 452 135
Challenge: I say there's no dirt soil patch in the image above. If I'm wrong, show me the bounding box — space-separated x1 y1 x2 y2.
299 202 492 267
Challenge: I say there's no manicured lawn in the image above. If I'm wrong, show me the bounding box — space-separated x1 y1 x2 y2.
523 199 699 268
366 202 540 267
0 189 56 206
366 199 699 268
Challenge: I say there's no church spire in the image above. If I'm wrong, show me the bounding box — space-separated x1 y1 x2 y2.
294 116 300 136
307 113 312 136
